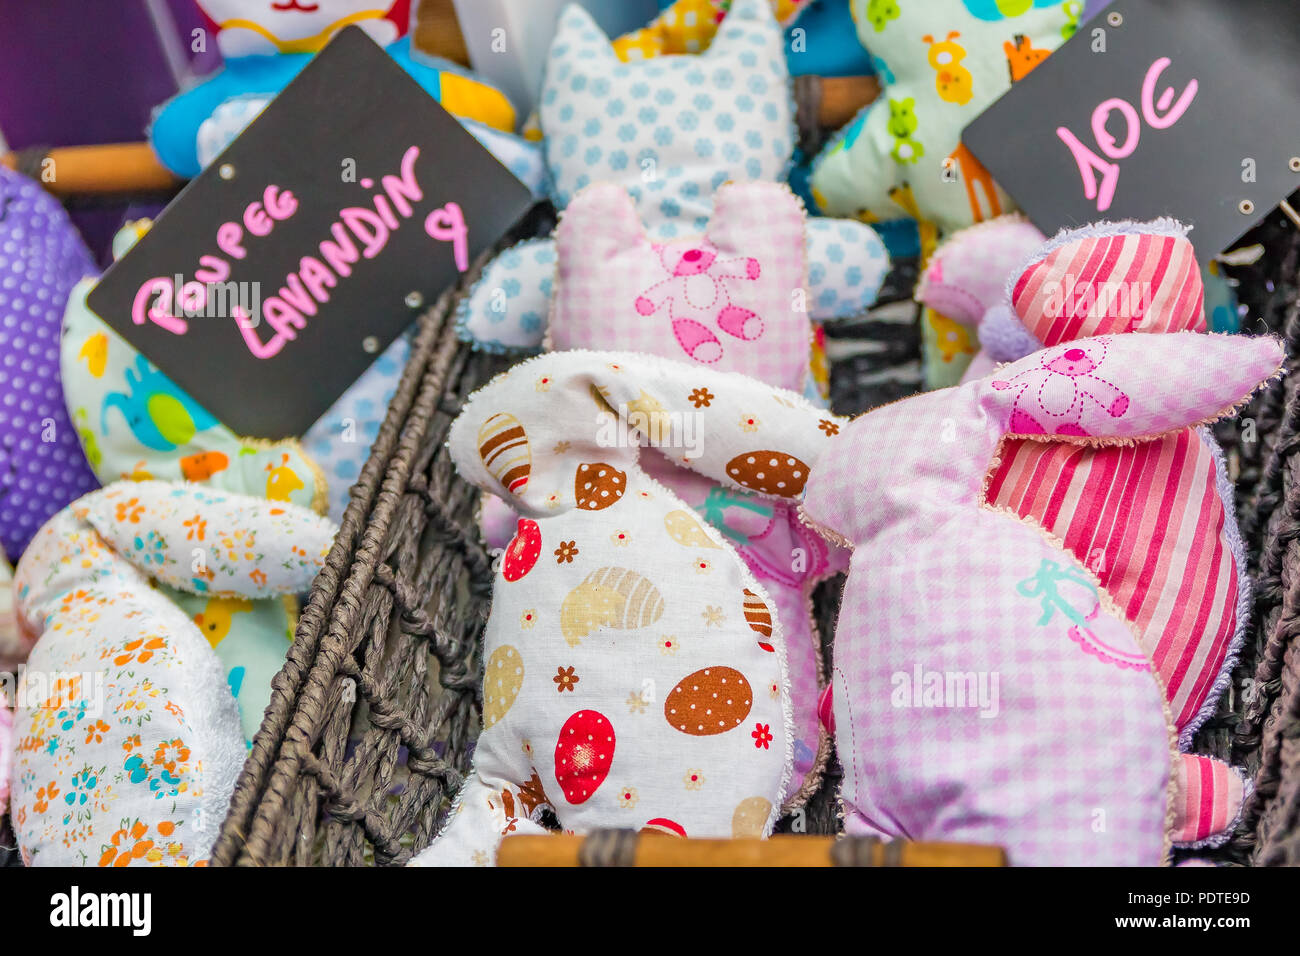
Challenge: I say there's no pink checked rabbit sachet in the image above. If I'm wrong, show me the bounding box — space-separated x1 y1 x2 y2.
802 220 1283 864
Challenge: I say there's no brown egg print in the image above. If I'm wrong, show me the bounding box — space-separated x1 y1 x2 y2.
483 645 524 729
478 413 531 493
731 796 773 838
725 451 809 497
575 462 626 511
742 589 775 652
664 666 753 736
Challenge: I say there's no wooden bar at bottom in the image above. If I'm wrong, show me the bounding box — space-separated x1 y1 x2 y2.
497 832 1006 867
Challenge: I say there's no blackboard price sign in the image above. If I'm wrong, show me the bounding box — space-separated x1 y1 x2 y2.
88 26 534 439
963 0 1300 263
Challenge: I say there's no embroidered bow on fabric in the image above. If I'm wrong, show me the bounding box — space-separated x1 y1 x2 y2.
804 220 1280 864
411 350 845 866
803 326 1281 864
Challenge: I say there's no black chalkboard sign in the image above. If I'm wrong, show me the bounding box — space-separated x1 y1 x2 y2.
963 0 1300 263
88 26 534 439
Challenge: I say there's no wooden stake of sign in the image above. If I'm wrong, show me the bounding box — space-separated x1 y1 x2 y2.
497 833 1008 867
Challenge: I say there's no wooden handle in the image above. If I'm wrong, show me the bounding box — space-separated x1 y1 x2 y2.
497 832 1006 867
1 143 180 196
817 75 880 129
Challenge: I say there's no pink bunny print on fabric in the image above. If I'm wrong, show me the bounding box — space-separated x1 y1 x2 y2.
635 244 763 363
992 340 1130 436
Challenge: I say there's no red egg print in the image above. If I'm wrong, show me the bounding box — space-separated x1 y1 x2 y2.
642 818 687 837
554 710 615 804
502 518 542 582
818 685 835 734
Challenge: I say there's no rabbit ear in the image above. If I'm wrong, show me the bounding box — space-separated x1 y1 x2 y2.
1010 220 1205 346
449 351 844 518
983 332 1282 442
916 215 1045 326
708 0 783 61
559 183 644 250
550 3 619 66
80 481 337 599
803 331 1284 545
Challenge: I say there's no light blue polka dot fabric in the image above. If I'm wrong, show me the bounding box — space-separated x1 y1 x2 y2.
461 120 548 198
301 330 413 522
458 0 891 353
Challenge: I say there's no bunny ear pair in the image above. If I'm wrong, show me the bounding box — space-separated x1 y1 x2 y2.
803 331 1283 544
450 350 844 519
551 182 813 394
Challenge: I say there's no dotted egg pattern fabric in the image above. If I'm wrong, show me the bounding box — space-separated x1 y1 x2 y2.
0 169 100 561
412 350 847 865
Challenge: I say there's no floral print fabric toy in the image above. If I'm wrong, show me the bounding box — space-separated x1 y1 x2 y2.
412 350 845 865
457 0 889 353
802 324 1282 862
10 481 336 866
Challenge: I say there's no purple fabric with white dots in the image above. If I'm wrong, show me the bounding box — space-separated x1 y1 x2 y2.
0 168 100 561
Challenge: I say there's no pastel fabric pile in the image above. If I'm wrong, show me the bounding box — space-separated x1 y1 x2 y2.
10 481 337 866
413 351 845 865
151 1 543 191
458 0 890 354
802 222 1279 863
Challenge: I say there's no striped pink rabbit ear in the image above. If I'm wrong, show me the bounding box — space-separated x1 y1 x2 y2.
1010 220 1205 347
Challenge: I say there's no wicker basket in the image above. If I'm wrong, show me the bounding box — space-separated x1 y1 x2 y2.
1192 207 1300 865
210 255 509 866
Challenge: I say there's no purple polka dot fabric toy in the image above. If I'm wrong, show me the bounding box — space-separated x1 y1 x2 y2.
0 168 100 561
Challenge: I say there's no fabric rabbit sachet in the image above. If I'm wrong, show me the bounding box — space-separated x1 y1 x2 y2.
802 221 1284 866
411 350 845 865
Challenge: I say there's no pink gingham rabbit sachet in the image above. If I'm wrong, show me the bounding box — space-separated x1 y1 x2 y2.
411 350 846 865
801 330 1283 865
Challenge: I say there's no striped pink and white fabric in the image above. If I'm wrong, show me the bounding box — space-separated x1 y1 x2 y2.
1172 754 1247 846
1011 229 1204 346
987 429 1238 733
